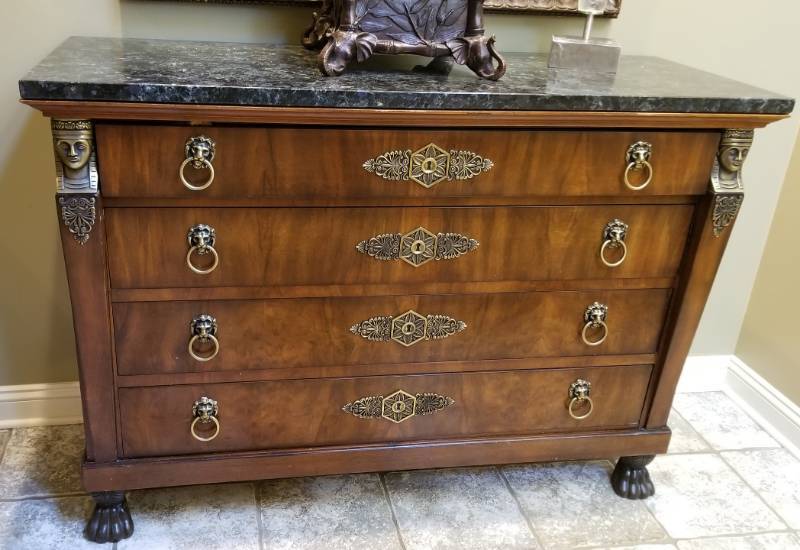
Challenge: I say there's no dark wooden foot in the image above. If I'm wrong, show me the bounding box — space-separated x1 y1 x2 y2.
84 491 134 544
611 455 655 499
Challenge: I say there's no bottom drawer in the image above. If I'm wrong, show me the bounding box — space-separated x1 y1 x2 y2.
120 365 653 458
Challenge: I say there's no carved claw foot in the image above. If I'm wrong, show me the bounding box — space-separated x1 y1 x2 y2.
446 35 506 81
611 455 655 499
84 491 134 544
318 30 378 76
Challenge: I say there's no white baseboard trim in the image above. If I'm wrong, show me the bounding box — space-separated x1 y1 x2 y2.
679 354 800 458
0 382 83 429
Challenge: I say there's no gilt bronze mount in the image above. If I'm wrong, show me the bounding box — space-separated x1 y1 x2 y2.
303 0 506 79
710 129 753 237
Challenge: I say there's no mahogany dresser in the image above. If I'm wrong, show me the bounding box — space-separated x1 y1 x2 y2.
19 37 793 543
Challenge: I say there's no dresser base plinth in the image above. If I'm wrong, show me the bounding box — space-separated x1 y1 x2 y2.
81 428 670 493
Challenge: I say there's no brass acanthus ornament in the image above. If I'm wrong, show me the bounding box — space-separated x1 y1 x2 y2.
350 309 467 347
356 226 479 266
710 129 752 237
343 389 455 423
52 119 98 194
363 143 493 188
59 196 96 245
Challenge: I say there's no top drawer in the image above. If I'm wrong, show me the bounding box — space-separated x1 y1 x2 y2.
96 125 719 200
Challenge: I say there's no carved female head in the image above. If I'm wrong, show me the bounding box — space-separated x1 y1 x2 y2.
719 129 754 173
51 120 94 176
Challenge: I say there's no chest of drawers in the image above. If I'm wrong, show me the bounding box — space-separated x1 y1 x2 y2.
19 38 793 543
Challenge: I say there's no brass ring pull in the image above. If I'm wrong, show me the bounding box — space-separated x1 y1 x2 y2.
568 396 594 420
600 239 627 267
190 414 220 441
581 320 608 346
186 245 219 274
179 157 215 191
624 160 653 191
188 333 220 362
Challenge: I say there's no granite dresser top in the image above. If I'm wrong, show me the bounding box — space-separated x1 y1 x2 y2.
19 36 794 114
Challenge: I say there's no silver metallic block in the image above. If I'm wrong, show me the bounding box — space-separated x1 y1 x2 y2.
548 35 621 74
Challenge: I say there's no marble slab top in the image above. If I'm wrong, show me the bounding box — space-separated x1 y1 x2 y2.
19 36 794 114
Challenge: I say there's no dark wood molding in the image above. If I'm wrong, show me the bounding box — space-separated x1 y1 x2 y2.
82 428 669 492
22 100 786 129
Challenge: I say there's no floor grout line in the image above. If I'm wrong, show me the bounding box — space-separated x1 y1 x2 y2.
495 466 547 550
378 473 408 550
0 492 87 502
670 407 715 451
252 481 265 550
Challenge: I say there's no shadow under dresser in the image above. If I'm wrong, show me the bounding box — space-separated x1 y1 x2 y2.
18 37 794 543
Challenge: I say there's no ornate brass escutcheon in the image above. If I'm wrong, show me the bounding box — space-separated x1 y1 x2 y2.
190 396 220 441
363 142 493 188
186 224 219 275
350 309 467 347
568 379 594 420
342 389 455 423
581 302 609 346
180 136 216 191
624 141 653 191
356 226 479 266
188 314 219 362
600 219 628 267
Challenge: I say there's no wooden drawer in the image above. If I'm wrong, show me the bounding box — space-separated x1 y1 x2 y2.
105 205 693 289
118 364 653 457
96 125 719 199
113 289 670 375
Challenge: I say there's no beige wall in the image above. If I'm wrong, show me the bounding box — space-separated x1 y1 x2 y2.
737 132 800 404
1 0 798 386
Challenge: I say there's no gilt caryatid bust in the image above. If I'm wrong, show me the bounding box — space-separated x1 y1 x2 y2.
52 119 97 193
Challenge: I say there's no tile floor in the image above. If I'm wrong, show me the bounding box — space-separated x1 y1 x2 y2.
0 391 799 549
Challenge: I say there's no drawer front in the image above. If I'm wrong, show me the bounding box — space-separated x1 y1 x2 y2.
105 205 693 289
113 289 670 375
97 125 718 199
119 364 653 457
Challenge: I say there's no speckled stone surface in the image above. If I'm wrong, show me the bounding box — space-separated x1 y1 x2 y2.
0 496 96 549
384 467 539 550
667 409 711 454
502 460 668 549
0 425 84 498
117 483 260 550
645 454 785 539
19 36 794 113
722 448 800 529
672 392 779 451
258 474 401 550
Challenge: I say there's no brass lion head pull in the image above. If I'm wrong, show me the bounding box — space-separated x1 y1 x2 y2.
186 224 219 275
581 302 608 346
568 379 593 420
180 136 216 191
600 219 629 268
188 314 219 362
191 396 220 442
624 141 653 191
